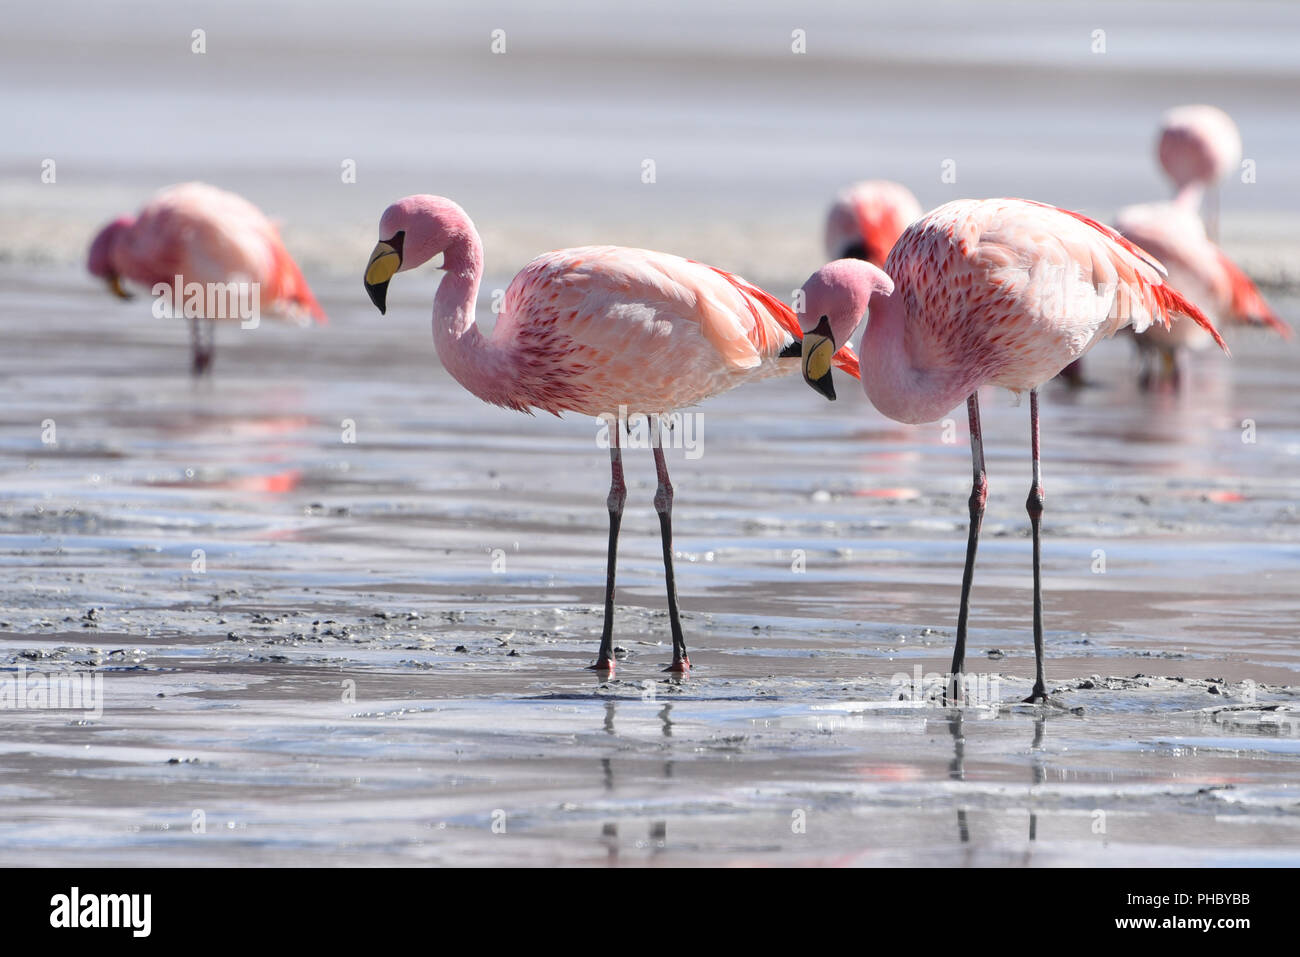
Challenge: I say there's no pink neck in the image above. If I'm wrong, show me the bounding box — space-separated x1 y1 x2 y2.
860 291 980 425
1173 181 1205 212
431 232 520 409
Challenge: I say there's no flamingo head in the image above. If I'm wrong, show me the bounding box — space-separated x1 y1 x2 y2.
87 216 135 299
364 195 475 314
825 181 922 267
1157 105 1242 195
798 259 893 401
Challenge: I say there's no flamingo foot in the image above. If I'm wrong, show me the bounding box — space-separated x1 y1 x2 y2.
586 657 615 676
663 655 690 674
1022 687 1082 714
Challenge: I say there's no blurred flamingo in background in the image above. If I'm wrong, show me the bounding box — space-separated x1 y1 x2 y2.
1063 104 1246 388
1158 104 1242 241
362 194 860 674
796 198 1226 704
87 182 327 374
1116 200 1290 388
824 180 923 267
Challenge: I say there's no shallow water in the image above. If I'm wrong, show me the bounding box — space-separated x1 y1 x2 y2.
0 267 1297 865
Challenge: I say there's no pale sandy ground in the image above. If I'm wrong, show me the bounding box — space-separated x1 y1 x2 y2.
0 268 1296 865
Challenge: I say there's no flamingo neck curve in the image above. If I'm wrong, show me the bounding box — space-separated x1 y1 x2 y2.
859 290 981 426
431 229 521 410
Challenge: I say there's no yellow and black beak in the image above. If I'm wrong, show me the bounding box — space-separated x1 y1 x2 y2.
363 230 405 314
801 315 837 401
107 275 132 300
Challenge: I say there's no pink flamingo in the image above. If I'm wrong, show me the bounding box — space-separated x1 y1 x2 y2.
1059 105 1243 389
824 180 923 267
797 198 1227 703
363 194 860 673
87 182 327 374
1157 104 1242 241
1116 200 1290 388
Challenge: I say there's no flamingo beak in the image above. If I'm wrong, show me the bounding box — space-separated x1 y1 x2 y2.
801 315 837 401
107 275 132 300
363 232 404 314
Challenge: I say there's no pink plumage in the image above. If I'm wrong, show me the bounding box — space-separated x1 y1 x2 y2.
368 195 858 419
824 180 923 267
796 197 1231 704
88 182 327 324
492 246 859 417
1158 105 1243 203
363 193 861 673
1116 201 1290 354
827 197 1224 424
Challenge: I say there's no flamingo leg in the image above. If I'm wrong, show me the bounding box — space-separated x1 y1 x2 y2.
204 318 216 373
1160 347 1180 391
189 317 203 375
190 317 215 375
653 444 689 672
588 437 625 673
947 393 987 703
1025 389 1048 703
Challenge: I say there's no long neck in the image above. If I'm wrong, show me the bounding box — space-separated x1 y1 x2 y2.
431 232 520 408
1172 180 1205 213
860 290 980 425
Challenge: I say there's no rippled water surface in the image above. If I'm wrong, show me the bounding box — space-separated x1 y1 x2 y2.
1 268 1297 865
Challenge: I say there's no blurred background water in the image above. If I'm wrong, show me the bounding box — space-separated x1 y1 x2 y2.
3 0 1299 286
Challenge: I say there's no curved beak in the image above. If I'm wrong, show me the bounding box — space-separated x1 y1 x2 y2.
107 275 132 300
363 232 404 315
801 315 837 401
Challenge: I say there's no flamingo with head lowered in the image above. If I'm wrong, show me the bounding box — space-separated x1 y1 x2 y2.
88 182 327 374
824 180 923 267
796 198 1227 705
362 194 859 674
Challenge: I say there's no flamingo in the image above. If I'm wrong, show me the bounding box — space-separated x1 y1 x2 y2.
824 180 923 267
796 198 1227 704
1116 200 1290 388
87 182 327 374
1157 104 1242 242
362 194 860 673
1059 105 1242 389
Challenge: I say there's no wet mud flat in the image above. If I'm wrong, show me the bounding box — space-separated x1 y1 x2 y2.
0 271 1297 865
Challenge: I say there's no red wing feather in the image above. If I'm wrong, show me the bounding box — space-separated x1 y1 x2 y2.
705 265 861 379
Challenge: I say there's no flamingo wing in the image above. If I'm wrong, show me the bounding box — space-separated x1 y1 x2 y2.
887 198 1227 388
1116 200 1287 338
826 180 924 265
1213 250 1291 337
123 183 327 322
503 246 858 376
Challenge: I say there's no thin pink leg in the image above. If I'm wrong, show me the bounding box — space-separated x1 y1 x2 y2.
653 445 689 672
1025 389 1048 702
948 394 986 704
587 436 625 674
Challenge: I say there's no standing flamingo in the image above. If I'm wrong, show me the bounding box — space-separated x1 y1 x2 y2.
362 194 859 673
87 182 327 374
1057 105 1242 389
1157 104 1242 242
823 180 922 267
1116 200 1290 388
797 198 1227 703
